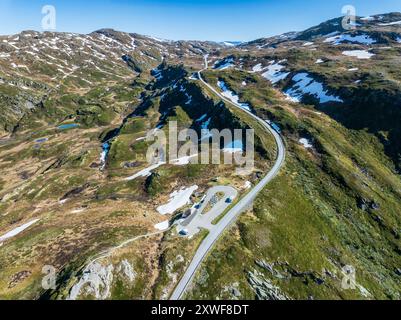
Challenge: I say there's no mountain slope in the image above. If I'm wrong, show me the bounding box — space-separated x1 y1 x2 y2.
0 13 400 300
184 12 401 300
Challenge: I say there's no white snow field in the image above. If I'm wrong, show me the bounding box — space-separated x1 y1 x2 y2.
171 154 199 166
0 219 40 243
378 20 401 26
217 80 251 111
157 186 199 215
261 61 290 84
285 73 343 104
125 162 166 181
342 50 375 59
252 63 265 72
214 57 234 70
299 138 313 149
324 34 376 45
361 16 375 21
154 220 170 231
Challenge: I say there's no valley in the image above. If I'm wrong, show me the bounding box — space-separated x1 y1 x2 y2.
0 12 401 300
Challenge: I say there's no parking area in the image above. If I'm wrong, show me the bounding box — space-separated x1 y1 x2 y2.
176 186 238 237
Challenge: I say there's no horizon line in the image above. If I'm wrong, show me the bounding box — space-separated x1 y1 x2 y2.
0 11 399 42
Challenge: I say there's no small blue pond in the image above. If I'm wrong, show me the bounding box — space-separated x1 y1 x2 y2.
58 123 79 130
224 140 243 150
35 138 48 143
102 142 111 153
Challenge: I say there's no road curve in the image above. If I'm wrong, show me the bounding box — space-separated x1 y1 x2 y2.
170 62 286 300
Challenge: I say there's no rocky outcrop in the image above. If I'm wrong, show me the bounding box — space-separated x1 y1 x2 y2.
68 262 114 300
247 269 290 300
117 259 137 282
67 259 136 300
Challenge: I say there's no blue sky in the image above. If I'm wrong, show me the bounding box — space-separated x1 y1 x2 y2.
0 0 401 41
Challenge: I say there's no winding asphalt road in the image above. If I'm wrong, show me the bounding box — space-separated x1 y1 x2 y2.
170 57 286 300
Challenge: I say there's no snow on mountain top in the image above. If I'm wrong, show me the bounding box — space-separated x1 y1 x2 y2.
361 16 375 21
378 20 401 26
221 41 243 47
324 34 376 45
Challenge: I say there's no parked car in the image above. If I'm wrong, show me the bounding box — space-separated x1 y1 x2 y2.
270 122 282 134
226 196 234 204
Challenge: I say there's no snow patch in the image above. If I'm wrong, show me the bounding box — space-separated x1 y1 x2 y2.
59 199 68 205
146 35 170 43
0 219 40 243
378 20 401 26
214 57 234 70
222 41 242 47
285 73 343 104
342 50 375 59
324 34 376 45
157 186 198 215
217 80 251 111
261 61 290 84
171 154 198 166
125 162 166 181
361 16 375 21
154 220 170 231
252 63 265 72
299 138 313 149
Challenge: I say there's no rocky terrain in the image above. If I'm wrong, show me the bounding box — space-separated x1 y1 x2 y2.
0 12 400 300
